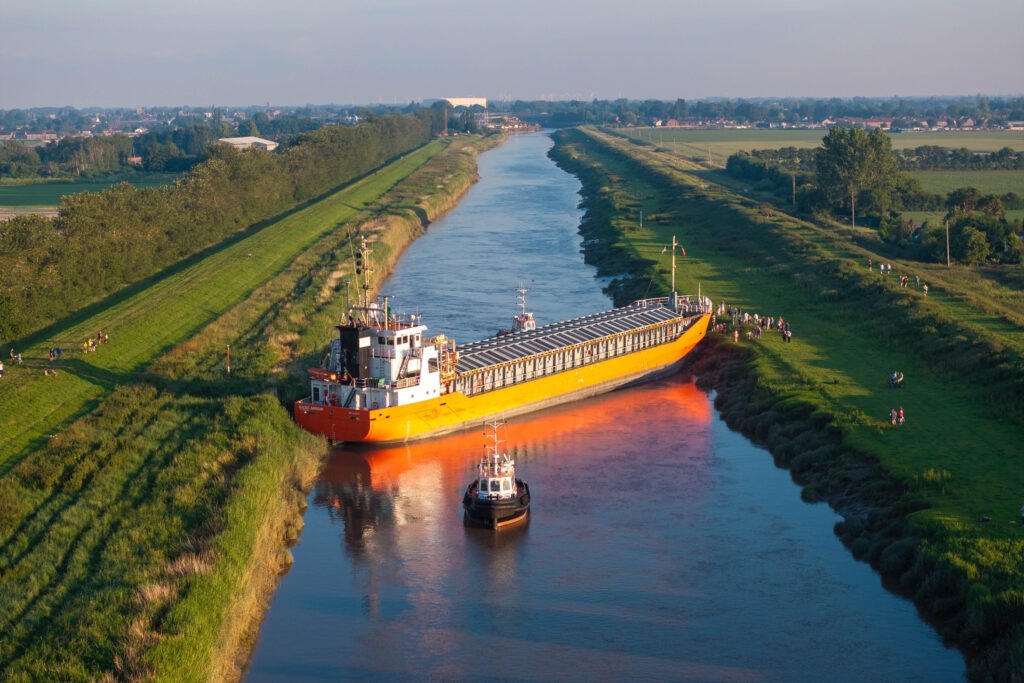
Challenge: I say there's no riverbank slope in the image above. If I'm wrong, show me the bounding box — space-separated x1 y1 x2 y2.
0 133 503 681
549 126 1023 681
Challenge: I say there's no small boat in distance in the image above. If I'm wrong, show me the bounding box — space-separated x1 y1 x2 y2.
462 422 530 529
497 284 536 336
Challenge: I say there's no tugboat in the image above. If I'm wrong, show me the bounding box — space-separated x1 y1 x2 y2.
462 422 530 529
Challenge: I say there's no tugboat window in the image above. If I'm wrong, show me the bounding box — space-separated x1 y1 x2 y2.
502 480 511 492
490 480 501 492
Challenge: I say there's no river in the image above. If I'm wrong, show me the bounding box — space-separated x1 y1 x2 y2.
245 132 964 682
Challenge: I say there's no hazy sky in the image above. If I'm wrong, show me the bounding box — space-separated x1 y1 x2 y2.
2 0 1022 108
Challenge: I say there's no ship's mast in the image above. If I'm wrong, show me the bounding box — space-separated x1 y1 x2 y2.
354 236 372 312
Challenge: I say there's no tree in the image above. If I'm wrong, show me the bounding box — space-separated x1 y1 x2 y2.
956 226 990 264
237 119 260 137
815 126 898 227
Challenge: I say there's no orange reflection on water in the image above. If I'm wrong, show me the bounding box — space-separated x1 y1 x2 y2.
319 375 713 495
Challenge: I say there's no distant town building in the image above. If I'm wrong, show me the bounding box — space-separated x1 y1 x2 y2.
217 136 279 151
443 97 487 109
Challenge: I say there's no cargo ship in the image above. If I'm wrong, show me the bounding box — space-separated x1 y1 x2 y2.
294 239 711 444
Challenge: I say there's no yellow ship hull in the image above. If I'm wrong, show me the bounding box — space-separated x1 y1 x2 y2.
294 312 710 443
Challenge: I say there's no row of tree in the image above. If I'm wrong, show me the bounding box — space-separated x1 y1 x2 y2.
0 112 436 341
508 95 1024 127
4 95 1023 140
725 127 1024 265
727 144 1024 174
0 103 466 179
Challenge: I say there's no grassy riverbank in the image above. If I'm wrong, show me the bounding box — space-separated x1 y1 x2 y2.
0 133 501 681
550 127 1024 681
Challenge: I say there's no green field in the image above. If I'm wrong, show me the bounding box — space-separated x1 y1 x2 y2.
909 169 1024 196
621 127 1024 167
0 174 178 207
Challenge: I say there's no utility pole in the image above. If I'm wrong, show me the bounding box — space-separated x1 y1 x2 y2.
945 219 951 267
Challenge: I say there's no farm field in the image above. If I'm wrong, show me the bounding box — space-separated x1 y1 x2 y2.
620 127 1024 167
0 174 178 207
908 169 1024 196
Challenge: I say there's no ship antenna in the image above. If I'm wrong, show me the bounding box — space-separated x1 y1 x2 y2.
670 234 677 296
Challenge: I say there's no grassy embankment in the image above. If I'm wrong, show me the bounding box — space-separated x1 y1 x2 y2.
0 134 496 681
551 127 1023 681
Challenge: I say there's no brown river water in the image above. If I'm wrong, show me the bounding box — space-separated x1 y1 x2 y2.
245 132 964 681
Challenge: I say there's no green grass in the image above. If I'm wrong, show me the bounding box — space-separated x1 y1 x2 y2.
0 175 179 207
559 127 1024 678
0 143 445 469
0 387 323 682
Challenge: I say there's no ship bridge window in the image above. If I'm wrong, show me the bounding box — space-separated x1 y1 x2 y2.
490 479 502 493
502 479 512 492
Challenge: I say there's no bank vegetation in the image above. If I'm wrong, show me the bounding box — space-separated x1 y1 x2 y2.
0 118 501 680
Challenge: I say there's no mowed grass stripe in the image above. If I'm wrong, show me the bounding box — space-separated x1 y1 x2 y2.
0 143 445 468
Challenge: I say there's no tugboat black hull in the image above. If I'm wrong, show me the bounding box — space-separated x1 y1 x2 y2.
462 481 531 529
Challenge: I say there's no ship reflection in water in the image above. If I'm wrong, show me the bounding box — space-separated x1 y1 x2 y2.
248 375 963 682
314 373 713 551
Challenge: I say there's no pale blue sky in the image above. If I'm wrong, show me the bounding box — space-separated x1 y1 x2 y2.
2 0 1021 108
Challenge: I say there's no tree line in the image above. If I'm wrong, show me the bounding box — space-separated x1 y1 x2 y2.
728 144 1024 175
0 111 436 341
509 95 1024 127
725 127 1024 265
